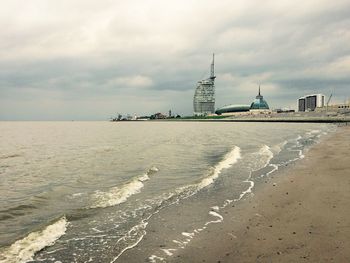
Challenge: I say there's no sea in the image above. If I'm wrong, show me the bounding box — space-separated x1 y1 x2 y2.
0 121 335 263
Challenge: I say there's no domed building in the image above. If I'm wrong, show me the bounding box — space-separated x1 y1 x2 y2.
250 86 270 112
215 104 250 115
214 85 271 116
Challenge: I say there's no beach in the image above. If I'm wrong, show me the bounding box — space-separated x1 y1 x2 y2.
0 122 344 262
171 125 350 262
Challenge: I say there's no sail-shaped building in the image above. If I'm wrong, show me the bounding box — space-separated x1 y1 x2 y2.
193 54 216 116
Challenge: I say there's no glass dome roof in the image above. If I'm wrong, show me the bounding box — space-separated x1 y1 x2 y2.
250 86 270 110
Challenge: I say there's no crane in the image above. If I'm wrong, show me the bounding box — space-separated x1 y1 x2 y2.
326 93 332 111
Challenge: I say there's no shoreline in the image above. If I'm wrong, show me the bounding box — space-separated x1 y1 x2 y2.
112 117 350 123
170 126 350 262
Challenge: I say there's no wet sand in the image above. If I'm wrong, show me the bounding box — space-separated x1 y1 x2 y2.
171 125 350 262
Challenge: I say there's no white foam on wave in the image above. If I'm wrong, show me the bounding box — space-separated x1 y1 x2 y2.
232 145 273 202
207 211 223 223
90 167 159 209
0 217 68 263
235 180 255 201
308 129 321 135
219 145 277 208
198 146 241 190
111 220 149 263
211 206 219 211
265 164 279 177
258 145 274 170
148 255 165 262
161 146 241 205
151 209 225 260
161 248 177 256
293 128 332 161
182 232 195 238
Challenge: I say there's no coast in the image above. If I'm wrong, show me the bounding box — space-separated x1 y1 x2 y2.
148 115 350 123
171 125 350 262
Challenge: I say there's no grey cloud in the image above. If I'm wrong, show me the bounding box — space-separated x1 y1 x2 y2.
1 0 350 120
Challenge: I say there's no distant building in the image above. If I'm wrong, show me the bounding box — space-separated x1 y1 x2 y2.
298 94 325 112
275 109 295 113
150 112 167 119
193 54 216 116
250 86 270 113
316 102 350 113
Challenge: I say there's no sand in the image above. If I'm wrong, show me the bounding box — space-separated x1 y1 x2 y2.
171 125 350 262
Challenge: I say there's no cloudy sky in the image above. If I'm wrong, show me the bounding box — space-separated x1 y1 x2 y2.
1 0 350 120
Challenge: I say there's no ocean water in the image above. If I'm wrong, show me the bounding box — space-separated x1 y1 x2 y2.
0 121 334 263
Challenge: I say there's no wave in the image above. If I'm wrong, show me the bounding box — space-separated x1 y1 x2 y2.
91 146 115 153
90 166 159 209
0 153 22 160
0 204 38 222
198 146 241 190
230 145 274 203
112 147 240 261
257 145 274 171
241 145 274 175
163 146 241 205
0 217 68 263
163 146 241 206
271 140 287 155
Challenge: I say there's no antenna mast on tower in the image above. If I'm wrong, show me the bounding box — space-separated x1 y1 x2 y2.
210 53 216 80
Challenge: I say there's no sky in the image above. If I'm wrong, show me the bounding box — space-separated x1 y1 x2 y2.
1 0 350 120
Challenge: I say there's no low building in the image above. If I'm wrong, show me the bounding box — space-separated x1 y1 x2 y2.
298 94 325 112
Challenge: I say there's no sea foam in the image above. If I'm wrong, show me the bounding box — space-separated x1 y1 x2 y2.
0 217 68 263
90 167 159 209
111 220 149 262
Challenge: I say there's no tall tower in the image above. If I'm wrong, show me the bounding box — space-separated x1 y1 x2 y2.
193 54 216 116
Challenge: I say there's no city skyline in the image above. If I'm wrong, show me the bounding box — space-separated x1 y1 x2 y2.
1 0 350 120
